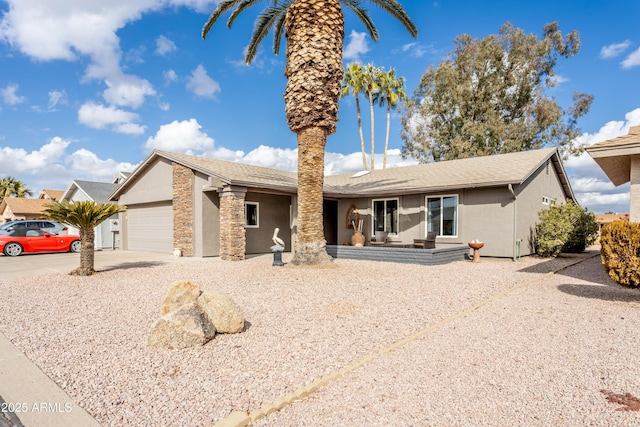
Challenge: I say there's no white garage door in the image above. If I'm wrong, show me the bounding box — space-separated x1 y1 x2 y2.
126 202 173 253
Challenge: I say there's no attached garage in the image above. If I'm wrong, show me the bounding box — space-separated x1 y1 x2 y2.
125 202 173 253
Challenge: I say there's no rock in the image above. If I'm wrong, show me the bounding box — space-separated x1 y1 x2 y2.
147 303 216 350
160 280 202 315
197 290 245 334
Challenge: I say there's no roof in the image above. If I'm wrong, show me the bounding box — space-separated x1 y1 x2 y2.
587 126 640 186
324 147 572 198
62 180 120 203
39 189 64 201
111 150 298 199
111 147 574 201
594 213 629 224
0 197 51 216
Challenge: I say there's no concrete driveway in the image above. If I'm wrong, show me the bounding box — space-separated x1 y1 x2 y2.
0 249 204 279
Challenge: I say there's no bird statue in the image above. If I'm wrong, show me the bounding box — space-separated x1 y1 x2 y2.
272 227 285 248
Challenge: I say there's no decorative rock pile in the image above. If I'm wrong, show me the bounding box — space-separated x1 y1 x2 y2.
147 280 245 350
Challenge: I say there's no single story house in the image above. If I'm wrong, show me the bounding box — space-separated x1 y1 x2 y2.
39 189 64 201
0 197 53 223
61 180 122 249
587 125 640 222
109 147 574 261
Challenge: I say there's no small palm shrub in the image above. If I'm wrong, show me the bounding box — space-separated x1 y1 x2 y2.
534 201 599 257
600 220 640 288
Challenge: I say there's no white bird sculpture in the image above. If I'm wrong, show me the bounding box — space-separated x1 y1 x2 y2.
272 227 285 248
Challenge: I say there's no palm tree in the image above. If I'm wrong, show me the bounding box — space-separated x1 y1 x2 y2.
362 64 382 170
202 0 417 265
374 68 407 169
0 177 32 202
43 201 126 276
341 62 368 170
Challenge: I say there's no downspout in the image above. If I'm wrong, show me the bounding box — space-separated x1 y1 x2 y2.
508 184 518 261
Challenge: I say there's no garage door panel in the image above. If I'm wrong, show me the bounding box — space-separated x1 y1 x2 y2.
127 202 173 253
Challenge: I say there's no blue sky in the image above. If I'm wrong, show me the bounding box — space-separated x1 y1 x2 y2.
0 0 639 214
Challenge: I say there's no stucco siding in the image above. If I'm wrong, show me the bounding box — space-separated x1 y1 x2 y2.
337 198 370 245
516 161 569 256
244 192 292 254
118 158 173 205
458 187 514 257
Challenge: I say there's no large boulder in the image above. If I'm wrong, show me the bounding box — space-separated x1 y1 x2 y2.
197 290 245 334
161 280 202 315
147 303 216 350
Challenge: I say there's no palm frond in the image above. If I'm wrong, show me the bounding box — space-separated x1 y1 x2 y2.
246 2 290 64
202 0 244 39
341 0 379 41
366 0 418 38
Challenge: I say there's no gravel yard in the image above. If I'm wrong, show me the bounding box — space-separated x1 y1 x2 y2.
1 248 639 426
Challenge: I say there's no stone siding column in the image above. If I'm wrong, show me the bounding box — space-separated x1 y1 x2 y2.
173 163 194 256
631 155 640 223
218 186 247 260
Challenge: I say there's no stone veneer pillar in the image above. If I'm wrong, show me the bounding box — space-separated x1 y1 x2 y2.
631 155 640 223
218 186 247 261
172 162 194 257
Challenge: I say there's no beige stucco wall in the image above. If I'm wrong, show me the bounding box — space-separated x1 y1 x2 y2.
118 158 173 205
631 155 640 222
193 172 220 257
244 192 292 254
516 160 569 256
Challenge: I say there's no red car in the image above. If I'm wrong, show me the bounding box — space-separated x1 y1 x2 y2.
1 228 81 256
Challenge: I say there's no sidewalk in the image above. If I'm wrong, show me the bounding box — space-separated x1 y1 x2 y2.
0 332 101 427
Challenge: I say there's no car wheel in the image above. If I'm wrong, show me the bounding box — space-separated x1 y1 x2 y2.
70 240 81 253
4 242 23 256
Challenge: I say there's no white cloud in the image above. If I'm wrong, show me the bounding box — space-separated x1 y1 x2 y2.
78 102 146 134
145 118 214 152
566 107 640 213
102 76 156 109
549 74 569 86
1 84 27 105
599 40 631 59
0 0 215 111
155 35 176 55
186 65 221 99
0 136 137 192
163 69 178 83
398 42 430 58
48 90 67 109
343 30 369 61
621 47 640 69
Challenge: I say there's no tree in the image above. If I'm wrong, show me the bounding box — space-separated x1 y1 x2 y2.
341 63 368 170
534 201 598 257
0 177 32 202
202 0 417 265
401 22 593 163
43 201 126 276
374 67 407 169
362 64 382 170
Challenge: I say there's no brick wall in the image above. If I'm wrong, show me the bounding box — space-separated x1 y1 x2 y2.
172 162 194 256
219 186 246 260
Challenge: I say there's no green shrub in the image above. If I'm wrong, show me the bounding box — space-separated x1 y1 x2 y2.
534 201 599 257
600 220 640 288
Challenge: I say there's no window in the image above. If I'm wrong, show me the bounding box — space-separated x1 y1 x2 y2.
427 195 458 237
245 202 259 227
542 196 550 205
372 199 398 235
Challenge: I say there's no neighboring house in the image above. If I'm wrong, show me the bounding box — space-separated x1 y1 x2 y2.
587 125 640 222
595 213 629 230
0 197 51 223
61 180 122 250
110 147 574 260
39 189 64 201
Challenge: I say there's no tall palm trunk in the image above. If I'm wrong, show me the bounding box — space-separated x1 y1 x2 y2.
356 95 367 170
368 89 375 170
75 227 95 276
383 97 391 168
285 0 343 265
